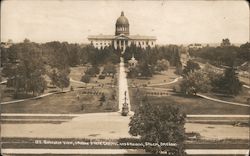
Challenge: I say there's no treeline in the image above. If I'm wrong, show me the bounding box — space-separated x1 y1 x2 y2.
124 44 184 78
123 44 182 67
1 39 119 97
179 60 242 96
189 42 250 67
1 40 120 68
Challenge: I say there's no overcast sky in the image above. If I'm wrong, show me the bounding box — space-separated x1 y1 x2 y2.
1 0 249 44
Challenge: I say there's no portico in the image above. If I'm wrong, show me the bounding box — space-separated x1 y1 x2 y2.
88 11 156 51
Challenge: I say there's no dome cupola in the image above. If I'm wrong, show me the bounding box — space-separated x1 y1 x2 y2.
115 11 129 36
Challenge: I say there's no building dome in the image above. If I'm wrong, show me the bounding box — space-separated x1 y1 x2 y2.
115 11 129 36
116 11 129 25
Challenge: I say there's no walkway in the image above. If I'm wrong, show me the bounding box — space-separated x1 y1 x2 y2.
147 76 182 87
118 57 131 112
0 78 99 105
197 93 250 107
243 84 250 89
0 92 57 105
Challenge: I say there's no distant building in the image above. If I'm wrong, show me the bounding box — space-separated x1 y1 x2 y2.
0 39 13 49
88 11 156 52
188 43 203 50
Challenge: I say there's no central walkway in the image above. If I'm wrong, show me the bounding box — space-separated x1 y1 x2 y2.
118 57 131 112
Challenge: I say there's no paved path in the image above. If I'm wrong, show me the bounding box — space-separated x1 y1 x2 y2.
2 113 249 118
118 57 131 112
1 112 132 139
0 80 7 84
1 148 249 155
141 86 249 107
147 76 182 87
0 92 57 105
1 113 249 140
243 84 250 89
197 93 250 107
0 78 98 105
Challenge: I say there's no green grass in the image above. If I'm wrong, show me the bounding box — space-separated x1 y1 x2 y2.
127 68 179 86
202 88 250 105
1 89 118 114
129 89 249 115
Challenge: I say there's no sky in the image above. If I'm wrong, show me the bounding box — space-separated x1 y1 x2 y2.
1 0 249 44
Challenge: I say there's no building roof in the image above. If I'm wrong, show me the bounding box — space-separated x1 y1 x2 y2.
88 34 156 40
88 35 115 40
129 35 156 40
116 11 129 26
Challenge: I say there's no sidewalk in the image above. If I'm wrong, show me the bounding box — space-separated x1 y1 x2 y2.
147 76 182 87
197 93 250 107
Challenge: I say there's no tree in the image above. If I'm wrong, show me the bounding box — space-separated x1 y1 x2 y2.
138 61 153 77
85 65 100 77
102 63 116 75
99 93 106 106
175 62 183 75
182 60 200 76
4 41 47 96
81 74 91 83
49 68 70 91
155 59 169 72
129 98 186 155
180 70 211 95
221 38 231 47
215 67 242 95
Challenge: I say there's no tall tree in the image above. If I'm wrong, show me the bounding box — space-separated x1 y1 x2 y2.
216 67 242 95
180 70 211 95
182 60 200 76
49 68 70 91
4 40 47 96
129 98 186 155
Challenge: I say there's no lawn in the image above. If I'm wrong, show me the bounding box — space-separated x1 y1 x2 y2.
1 65 118 103
70 65 118 85
129 88 249 115
127 68 179 87
202 87 250 105
1 88 118 114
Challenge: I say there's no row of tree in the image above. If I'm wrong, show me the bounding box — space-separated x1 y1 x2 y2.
180 60 242 95
124 44 184 78
189 42 250 67
1 39 122 96
123 44 182 67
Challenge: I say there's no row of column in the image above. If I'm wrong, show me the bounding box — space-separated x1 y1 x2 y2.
114 40 128 53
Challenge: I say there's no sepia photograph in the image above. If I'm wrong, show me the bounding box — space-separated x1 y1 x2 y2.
0 0 249 155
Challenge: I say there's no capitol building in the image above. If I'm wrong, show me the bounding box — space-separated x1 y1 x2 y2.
88 11 156 52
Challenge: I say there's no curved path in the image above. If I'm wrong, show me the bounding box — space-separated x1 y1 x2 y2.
0 92 59 105
243 84 250 89
1 78 99 105
196 93 250 107
147 76 182 87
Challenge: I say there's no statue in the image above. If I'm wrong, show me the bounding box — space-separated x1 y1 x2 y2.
122 91 129 116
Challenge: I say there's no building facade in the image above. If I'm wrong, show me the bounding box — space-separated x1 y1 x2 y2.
88 11 156 52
